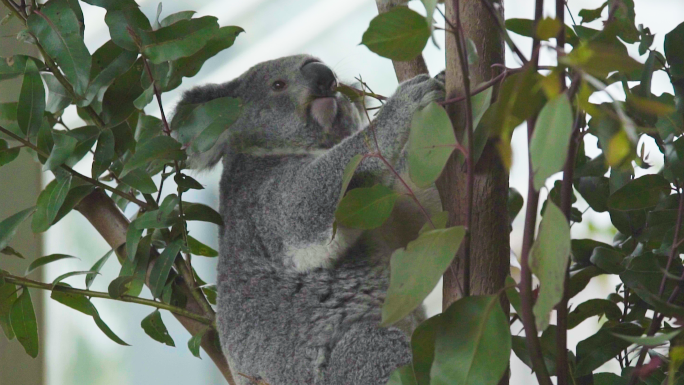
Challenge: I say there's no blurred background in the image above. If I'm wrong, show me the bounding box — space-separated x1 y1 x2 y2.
1 0 684 384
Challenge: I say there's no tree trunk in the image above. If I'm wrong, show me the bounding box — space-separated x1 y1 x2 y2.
439 0 509 315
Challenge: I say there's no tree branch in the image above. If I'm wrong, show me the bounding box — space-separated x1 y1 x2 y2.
2 273 213 325
0 125 149 208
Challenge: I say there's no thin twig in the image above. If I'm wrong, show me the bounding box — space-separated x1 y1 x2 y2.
2 273 213 325
0 125 149 207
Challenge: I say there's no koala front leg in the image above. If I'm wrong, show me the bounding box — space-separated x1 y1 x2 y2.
277 75 444 270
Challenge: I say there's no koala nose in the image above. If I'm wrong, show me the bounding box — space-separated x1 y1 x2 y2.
301 61 337 96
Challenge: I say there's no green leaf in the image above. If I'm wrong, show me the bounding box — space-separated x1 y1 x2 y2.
166 26 244 91
529 201 571 331
431 295 511 385
141 16 219 64
104 6 152 52
43 131 78 171
101 58 144 126
612 329 682 346
133 85 155 110
607 174 670 211
10 288 38 357
0 139 20 167
411 315 440 385
31 176 72 233
665 22 684 81
382 226 465 326
174 173 204 192
50 290 129 345
91 128 115 179
160 11 196 28
86 249 113 289
81 0 138 10
530 94 574 190
0 278 17 339
589 247 625 274
505 276 522 315
335 184 399 230
560 43 644 78
575 176 610 213
0 207 35 251
182 202 223 226
120 168 157 194
578 2 607 24
0 55 44 81
52 184 95 225
201 284 216 305
187 327 208 358
26 254 78 275
82 41 138 107
172 97 241 153
508 188 524 226
361 7 430 61
420 0 438 28
338 154 364 202
120 136 185 178
141 310 175 346
148 238 183 299
567 299 622 329
408 102 456 188
43 73 71 113
27 0 91 95
386 366 418 385
52 270 97 287
418 211 449 235
187 236 217 257
575 323 642 377
1 247 25 259
17 59 45 137
536 17 562 41
108 276 135 299
119 234 151 297
50 290 96 316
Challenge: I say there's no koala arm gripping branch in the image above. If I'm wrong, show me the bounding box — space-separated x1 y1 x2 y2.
276 74 444 269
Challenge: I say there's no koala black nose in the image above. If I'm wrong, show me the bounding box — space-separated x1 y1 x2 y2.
301 61 337 96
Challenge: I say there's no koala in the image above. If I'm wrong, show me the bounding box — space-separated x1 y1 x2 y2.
173 55 444 385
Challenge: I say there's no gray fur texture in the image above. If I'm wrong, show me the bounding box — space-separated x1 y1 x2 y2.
173 55 444 385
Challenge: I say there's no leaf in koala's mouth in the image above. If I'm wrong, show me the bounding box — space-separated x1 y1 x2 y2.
310 97 338 131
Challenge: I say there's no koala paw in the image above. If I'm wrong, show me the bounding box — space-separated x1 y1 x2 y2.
393 74 445 111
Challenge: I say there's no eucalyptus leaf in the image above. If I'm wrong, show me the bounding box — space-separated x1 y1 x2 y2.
148 238 183 299
43 131 78 171
17 60 45 137
530 94 574 190
171 97 241 154
408 102 456 188
120 136 185 178
334 184 398 230
26 254 78 275
382 226 465 327
431 295 510 385
188 327 208 358
10 288 38 357
27 0 91 95
361 7 430 61
31 176 72 233
0 207 35 251
141 16 219 64
529 201 571 331
141 310 175 346
86 249 114 289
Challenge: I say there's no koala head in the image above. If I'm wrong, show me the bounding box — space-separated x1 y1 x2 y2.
174 54 364 170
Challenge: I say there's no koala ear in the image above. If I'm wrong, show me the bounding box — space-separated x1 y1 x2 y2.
172 79 241 171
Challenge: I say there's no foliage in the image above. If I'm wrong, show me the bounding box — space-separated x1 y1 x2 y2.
0 0 683 385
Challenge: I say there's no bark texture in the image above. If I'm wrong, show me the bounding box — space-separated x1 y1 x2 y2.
439 1 509 307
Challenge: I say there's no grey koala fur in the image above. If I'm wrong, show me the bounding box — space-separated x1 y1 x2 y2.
173 55 444 385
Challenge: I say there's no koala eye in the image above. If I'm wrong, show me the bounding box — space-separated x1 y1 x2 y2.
271 80 287 91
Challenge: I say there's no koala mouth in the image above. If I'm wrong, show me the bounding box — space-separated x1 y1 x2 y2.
310 97 338 132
